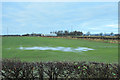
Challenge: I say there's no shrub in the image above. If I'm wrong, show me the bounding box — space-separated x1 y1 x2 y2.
1 59 119 79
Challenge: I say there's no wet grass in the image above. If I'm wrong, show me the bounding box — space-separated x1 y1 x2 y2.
2 37 118 63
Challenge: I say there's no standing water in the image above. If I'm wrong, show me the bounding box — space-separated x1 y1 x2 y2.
18 46 94 52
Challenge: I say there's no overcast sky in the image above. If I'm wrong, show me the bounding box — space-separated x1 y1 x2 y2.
2 2 118 35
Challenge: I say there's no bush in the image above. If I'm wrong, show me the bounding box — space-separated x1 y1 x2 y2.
1 59 119 79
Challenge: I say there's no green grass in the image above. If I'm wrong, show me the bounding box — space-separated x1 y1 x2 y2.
2 37 118 63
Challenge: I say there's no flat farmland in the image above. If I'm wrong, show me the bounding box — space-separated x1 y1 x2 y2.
2 37 118 63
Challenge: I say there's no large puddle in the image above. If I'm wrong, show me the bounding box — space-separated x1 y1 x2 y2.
18 46 94 52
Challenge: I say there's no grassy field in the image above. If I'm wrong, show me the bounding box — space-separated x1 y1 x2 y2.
2 37 118 63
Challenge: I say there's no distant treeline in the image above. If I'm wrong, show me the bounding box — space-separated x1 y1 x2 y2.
51 30 119 36
1 31 120 37
50 30 83 36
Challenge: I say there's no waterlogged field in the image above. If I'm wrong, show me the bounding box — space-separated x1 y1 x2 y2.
2 37 118 63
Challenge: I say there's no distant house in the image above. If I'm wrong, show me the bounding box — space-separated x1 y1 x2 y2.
41 34 57 36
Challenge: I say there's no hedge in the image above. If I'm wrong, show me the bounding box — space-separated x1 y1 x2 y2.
1 59 119 79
